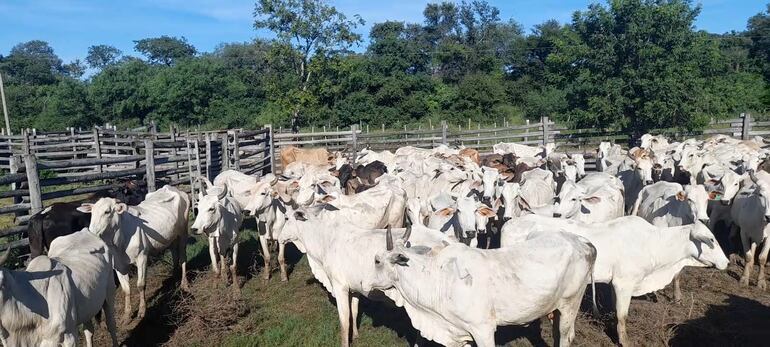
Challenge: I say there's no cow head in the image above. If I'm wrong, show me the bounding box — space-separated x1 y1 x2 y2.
277 207 310 253
371 227 416 290
296 174 341 206
750 170 770 221
572 154 586 178
598 142 612 159
501 182 522 219
455 196 496 237
244 180 274 216
704 169 744 203
686 222 728 270
77 198 126 239
563 164 578 182
629 148 654 185
191 186 228 235
680 185 710 223
553 183 601 219
480 166 500 204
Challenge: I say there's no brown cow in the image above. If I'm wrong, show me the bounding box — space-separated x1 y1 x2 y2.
280 145 333 169
459 148 480 165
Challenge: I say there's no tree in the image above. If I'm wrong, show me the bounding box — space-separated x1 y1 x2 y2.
134 36 196 66
86 45 122 70
254 0 364 130
547 0 711 139
0 40 63 85
63 59 87 79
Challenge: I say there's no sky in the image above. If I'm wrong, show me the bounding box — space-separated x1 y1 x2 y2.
0 0 766 64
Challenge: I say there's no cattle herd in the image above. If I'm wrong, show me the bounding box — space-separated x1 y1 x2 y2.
2 133 770 346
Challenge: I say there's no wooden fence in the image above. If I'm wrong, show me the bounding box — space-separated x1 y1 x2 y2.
0 125 272 257
2 112 766 256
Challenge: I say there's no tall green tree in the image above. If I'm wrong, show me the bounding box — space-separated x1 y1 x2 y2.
86 45 122 70
548 0 711 138
253 0 364 129
134 36 196 66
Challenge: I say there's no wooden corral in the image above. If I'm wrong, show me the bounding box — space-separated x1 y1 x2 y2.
0 125 272 258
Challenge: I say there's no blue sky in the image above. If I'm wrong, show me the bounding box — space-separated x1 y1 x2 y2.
0 0 766 64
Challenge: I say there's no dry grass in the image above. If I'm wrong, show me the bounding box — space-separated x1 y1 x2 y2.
82 231 770 347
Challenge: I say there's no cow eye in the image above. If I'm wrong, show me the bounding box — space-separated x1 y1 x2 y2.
104 210 110 215
375 259 381 265
208 208 215 212
260 192 266 196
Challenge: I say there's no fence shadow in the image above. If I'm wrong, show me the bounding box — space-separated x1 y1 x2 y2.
669 294 770 347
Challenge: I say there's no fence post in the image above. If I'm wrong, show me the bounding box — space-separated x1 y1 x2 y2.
742 112 752 140
231 129 241 170
93 128 102 173
170 124 179 181
205 133 213 181
441 120 448 145
265 124 275 175
144 140 156 192
351 124 358 164
22 130 43 215
186 135 197 208
221 133 230 171
194 133 203 181
541 116 550 145
69 127 77 159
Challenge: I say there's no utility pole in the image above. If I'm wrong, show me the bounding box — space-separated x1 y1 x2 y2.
0 73 10 135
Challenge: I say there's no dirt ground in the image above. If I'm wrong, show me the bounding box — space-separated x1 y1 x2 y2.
86 235 770 347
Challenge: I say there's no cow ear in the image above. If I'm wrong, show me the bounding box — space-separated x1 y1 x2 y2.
293 211 307 221
318 195 336 203
77 203 93 213
583 196 601 204
389 253 410 266
437 207 455 217
477 207 496 218
676 191 687 201
493 197 502 210
289 181 299 189
115 203 127 215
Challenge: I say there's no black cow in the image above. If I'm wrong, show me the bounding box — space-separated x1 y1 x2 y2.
334 160 388 194
26 179 147 258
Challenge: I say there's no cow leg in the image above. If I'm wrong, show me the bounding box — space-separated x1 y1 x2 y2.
177 234 190 292
555 296 583 346
351 295 360 339
83 320 95 347
231 243 241 292
136 254 148 320
333 286 351 347
103 290 120 347
757 238 770 289
60 333 77 347
469 326 496 347
278 241 288 282
613 284 633 347
116 272 132 323
672 274 683 303
741 242 757 286
220 252 229 285
209 238 220 278
259 235 271 280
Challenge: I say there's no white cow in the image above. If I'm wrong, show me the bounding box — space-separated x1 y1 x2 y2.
501 215 728 347
731 170 770 288
426 193 497 247
278 210 448 347
632 181 710 301
552 176 624 223
191 186 243 291
79 185 190 323
500 171 556 220
493 142 555 158
368 227 596 347
0 230 122 347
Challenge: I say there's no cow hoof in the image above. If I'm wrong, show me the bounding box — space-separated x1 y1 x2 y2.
740 277 750 286
281 274 288 282
758 280 767 290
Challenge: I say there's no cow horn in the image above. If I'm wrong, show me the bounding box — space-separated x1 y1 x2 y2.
386 226 394 251
750 170 759 184
0 247 10 267
402 225 412 242
216 185 228 200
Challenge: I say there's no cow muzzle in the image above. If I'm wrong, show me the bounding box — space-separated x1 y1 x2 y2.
553 213 562 218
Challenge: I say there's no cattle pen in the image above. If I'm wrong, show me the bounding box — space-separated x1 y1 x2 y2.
0 112 767 260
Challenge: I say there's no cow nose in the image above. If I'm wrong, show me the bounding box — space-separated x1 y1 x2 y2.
190 227 199 234
645 180 654 185
553 213 562 218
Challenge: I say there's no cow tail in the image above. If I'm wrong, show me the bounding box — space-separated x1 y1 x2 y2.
591 271 599 317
